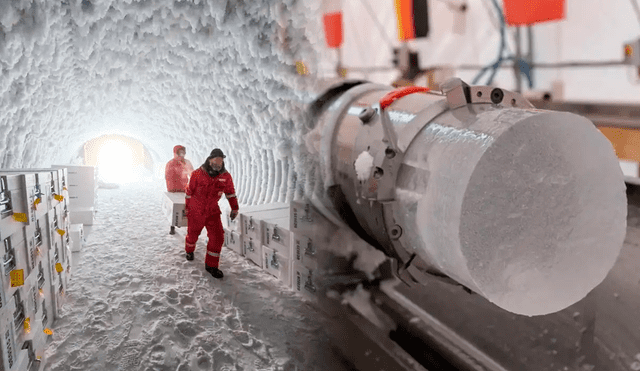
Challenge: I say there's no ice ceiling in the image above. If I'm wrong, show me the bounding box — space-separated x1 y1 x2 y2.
0 0 325 204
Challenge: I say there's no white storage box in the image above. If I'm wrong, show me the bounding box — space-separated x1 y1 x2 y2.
224 229 242 256
1 228 31 301
69 224 84 252
292 234 319 270
262 216 292 259
0 299 30 371
0 173 37 236
161 192 187 228
292 261 318 301
69 207 94 226
288 199 343 240
51 165 96 209
263 245 292 288
241 208 289 244
241 236 262 268
222 202 289 232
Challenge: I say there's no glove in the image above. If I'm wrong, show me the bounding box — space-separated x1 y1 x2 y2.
230 210 238 221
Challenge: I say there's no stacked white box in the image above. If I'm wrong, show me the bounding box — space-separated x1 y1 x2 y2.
262 245 292 288
289 200 339 301
292 262 319 301
69 224 84 253
262 215 293 259
51 165 96 226
223 229 242 256
0 293 30 371
0 168 71 371
0 173 37 234
51 165 96 209
242 208 289 244
241 235 262 268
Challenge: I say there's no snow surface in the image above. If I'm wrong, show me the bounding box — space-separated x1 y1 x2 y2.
42 181 349 371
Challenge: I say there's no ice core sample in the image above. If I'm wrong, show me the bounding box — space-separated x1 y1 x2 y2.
308 80 627 316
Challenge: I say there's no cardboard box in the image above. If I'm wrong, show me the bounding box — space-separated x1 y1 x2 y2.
263 245 292 289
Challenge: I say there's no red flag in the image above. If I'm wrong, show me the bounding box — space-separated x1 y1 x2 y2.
503 0 565 26
322 0 343 48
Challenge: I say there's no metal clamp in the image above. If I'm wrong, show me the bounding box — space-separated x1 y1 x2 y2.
13 292 25 331
245 240 254 252
304 272 317 293
271 226 281 242
42 301 48 326
305 239 316 256
270 253 279 269
3 238 15 275
37 271 45 289
0 190 12 216
301 204 313 223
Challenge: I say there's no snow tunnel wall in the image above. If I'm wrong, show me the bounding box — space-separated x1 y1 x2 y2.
0 0 328 205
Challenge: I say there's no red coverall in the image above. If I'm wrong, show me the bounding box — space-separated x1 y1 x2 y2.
185 167 238 268
165 145 194 192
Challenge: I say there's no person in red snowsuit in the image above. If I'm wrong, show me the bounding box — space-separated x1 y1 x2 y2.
185 148 238 279
165 145 194 192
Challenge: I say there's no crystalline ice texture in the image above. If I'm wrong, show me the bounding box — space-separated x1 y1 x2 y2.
396 107 627 316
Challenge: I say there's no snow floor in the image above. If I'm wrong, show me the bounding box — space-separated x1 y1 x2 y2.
42 181 350 371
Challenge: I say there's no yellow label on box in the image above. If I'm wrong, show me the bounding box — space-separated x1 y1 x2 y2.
12 213 28 223
24 318 30 332
54 194 64 202
10 269 24 287
57 229 65 236
44 328 53 335
55 263 64 273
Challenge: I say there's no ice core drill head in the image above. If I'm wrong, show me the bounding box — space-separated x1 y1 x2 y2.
307 78 627 316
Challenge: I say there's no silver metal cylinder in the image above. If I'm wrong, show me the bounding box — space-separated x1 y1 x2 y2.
307 79 627 316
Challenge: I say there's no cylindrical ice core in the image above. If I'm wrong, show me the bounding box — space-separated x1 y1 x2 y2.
310 80 627 316
396 106 627 316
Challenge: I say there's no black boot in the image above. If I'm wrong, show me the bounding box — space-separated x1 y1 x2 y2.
206 265 224 279
186 252 194 261
170 226 176 235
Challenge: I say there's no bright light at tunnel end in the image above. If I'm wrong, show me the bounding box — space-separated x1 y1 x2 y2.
96 140 140 184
